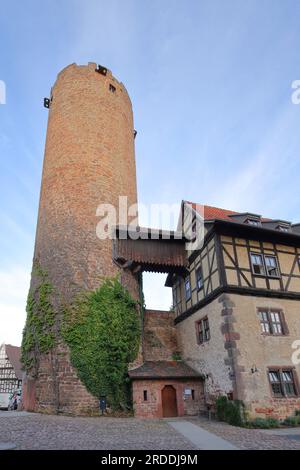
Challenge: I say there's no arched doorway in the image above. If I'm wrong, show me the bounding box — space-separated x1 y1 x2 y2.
162 385 178 417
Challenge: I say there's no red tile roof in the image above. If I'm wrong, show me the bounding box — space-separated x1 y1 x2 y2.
128 361 203 379
184 202 270 222
203 205 239 221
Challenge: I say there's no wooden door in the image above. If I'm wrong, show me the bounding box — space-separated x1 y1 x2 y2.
162 385 178 417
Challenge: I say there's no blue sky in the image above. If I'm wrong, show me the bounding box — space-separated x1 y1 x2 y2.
1 0 300 345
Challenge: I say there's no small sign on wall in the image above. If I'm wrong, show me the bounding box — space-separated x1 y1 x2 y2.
184 388 192 396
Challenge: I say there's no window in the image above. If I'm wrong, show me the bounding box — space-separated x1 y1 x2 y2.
264 255 279 277
259 310 270 333
247 219 260 226
250 253 265 275
258 309 285 335
143 390 148 401
196 267 204 291
197 317 210 344
185 277 191 301
250 253 280 278
268 369 297 397
109 84 116 93
191 390 195 400
282 370 297 396
277 225 289 232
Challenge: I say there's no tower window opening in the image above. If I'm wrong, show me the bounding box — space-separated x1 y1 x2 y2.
143 390 148 401
109 84 116 93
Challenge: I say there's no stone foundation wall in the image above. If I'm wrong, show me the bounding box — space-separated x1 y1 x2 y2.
26 343 98 415
229 293 300 420
176 296 235 402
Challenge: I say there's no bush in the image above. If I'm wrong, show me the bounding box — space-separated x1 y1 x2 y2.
216 396 246 426
295 409 300 417
247 417 280 429
282 415 300 426
62 277 141 410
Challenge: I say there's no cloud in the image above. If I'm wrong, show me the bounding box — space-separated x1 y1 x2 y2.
0 266 30 346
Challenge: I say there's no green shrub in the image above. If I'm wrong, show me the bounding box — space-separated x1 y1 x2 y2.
62 277 141 411
216 396 246 426
247 417 280 429
216 395 228 422
283 415 300 426
295 409 300 417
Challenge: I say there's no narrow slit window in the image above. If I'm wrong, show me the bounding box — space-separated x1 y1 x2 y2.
143 390 148 401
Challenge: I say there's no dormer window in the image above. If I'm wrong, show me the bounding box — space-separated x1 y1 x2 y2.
277 225 289 232
246 219 260 226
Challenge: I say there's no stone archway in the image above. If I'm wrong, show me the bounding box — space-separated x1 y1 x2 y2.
162 385 178 417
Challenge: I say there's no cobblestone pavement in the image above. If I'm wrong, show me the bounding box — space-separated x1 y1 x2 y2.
0 412 195 450
187 417 300 450
1 412 300 450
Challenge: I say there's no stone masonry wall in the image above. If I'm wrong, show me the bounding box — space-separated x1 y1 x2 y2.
176 296 235 404
143 310 178 361
229 293 300 420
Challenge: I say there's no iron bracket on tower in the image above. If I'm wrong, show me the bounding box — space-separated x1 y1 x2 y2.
44 98 50 109
133 130 137 139
95 64 107 76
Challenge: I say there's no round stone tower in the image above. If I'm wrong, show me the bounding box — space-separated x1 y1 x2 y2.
24 63 140 414
36 62 138 297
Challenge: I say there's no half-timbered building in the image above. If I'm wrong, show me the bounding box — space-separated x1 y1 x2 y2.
115 203 300 419
0 344 22 409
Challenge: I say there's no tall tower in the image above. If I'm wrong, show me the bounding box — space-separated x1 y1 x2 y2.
24 63 139 414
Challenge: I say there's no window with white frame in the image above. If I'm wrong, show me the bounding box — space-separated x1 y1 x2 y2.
264 255 280 277
250 253 265 275
258 309 285 335
268 368 297 397
250 253 280 278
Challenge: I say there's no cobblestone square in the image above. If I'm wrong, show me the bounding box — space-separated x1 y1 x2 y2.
1 412 300 450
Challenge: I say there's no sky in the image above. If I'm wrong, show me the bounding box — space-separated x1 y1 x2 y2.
1 0 300 346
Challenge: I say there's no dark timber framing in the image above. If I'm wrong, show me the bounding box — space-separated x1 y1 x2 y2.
174 220 300 324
